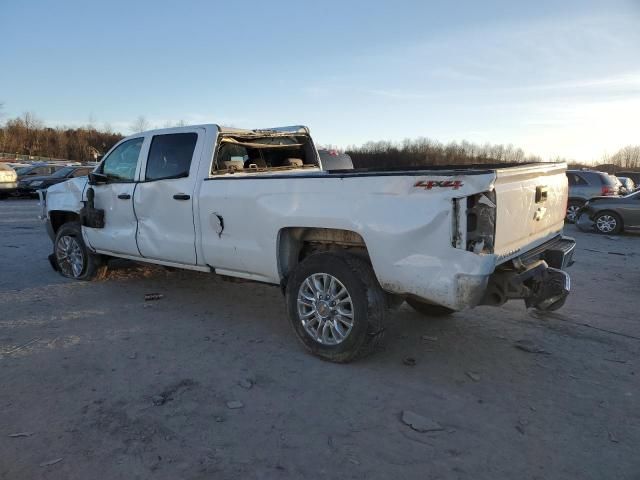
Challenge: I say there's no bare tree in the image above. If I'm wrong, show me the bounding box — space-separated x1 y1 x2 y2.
130 115 149 133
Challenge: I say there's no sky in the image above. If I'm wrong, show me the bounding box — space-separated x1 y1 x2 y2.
1 0 639 162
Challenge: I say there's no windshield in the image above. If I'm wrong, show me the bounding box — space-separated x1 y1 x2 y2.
51 166 74 178
15 166 32 175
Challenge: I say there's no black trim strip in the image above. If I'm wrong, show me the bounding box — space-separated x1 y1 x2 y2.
203 169 494 181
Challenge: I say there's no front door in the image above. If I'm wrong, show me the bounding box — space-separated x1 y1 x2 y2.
134 130 203 264
82 137 145 256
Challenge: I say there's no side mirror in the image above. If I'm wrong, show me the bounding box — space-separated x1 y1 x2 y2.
88 172 109 185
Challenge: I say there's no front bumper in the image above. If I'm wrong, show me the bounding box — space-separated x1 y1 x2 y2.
576 211 595 232
0 181 18 193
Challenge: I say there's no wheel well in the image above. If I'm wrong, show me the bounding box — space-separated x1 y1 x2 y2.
277 227 369 281
49 210 80 234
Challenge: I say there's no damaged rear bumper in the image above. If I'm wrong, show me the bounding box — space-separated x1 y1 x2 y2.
480 236 575 311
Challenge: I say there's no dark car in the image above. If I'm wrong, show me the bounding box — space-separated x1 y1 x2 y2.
615 171 640 186
17 166 93 196
576 190 640 234
15 163 66 180
566 169 619 222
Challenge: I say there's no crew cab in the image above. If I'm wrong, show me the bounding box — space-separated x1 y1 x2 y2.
41 124 575 362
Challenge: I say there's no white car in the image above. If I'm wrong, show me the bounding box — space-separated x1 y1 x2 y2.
41 124 575 362
0 163 18 198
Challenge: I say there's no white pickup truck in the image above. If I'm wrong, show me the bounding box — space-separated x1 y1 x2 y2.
41 124 575 362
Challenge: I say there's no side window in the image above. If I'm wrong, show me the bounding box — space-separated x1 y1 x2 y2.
145 133 198 181
571 174 587 186
102 138 144 181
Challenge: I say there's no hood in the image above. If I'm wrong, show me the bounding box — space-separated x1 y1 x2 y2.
586 196 624 206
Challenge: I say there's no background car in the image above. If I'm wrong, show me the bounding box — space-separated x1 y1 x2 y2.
0 163 19 199
15 163 66 180
616 176 636 194
317 149 354 170
17 166 94 196
566 169 619 222
615 171 640 186
576 190 640 234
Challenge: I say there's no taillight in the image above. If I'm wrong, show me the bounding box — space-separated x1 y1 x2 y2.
601 186 613 196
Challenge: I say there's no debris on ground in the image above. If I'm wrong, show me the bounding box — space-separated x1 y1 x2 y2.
8 432 33 438
608 431 619 443
514 339 550 355
238 379 253 389
226 400 244 409
144 293 165 301
421 335 438 342
128 352 137 360
466 371 481 382
152 379 197 406
39 458 63 467
515 424 525 435
403 357 417 366
401 410 444 433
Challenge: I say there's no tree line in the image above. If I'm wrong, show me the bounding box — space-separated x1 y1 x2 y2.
1 110 638 170
0 113 123 161
344 138 543 168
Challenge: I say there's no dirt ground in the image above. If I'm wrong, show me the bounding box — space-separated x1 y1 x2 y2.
1 199 639 480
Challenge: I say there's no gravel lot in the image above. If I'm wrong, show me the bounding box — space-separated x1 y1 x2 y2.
1 199 639 480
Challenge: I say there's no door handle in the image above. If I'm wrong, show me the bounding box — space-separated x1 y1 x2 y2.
117 193 131 200
173 194 191 200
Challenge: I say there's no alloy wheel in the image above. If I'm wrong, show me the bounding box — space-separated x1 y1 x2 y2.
297 273 354 345
55 235 84 278
596 215 617 233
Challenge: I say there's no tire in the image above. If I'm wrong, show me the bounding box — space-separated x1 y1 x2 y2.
285 251 387 363
593 211 622 235
53 222 108 280
565 201 583 223
406 298 455 317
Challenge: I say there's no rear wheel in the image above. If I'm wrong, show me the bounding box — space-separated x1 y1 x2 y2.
594 212 622 234
565 201 583 223
53 222 108 280
285 251 387 363
406 298 455 317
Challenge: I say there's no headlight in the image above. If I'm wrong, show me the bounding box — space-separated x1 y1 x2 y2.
30 181 43 187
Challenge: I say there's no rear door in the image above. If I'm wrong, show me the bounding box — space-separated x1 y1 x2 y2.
493 163 568 257
134 129 204 265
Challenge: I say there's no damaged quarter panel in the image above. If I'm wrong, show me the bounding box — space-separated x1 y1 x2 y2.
198 171 497 308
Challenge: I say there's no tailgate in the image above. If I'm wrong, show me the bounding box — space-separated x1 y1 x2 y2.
493 162 567 258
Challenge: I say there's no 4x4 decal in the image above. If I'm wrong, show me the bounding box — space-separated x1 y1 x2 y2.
414 180 464 190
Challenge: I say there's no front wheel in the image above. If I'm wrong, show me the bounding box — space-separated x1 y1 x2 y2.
406 298 455 317
285 251 387 363
53 222 108 280
594 212 622 235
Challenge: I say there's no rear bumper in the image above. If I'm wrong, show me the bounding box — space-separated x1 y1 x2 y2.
481 235 575 311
